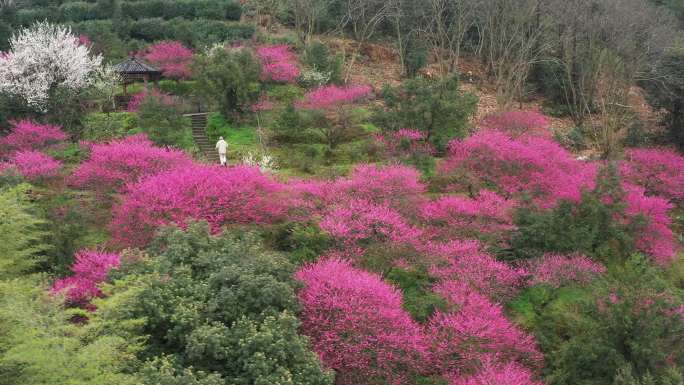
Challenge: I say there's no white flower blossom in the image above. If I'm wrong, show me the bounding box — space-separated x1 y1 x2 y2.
242 152 278 173
0 22 104 110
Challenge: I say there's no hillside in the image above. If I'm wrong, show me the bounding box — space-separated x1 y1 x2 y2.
1 1 684 385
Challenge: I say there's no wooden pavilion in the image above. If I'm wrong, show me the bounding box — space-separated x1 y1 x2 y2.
113 57 162 95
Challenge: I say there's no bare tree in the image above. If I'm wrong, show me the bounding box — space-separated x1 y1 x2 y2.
546 0 677 124
476 0 551 107
421 0 479 76
338 0 391 81
287 0 333 44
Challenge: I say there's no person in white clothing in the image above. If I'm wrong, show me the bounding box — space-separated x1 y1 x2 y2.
215 136 228 166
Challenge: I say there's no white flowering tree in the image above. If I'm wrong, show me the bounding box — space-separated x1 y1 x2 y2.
0 22 106 110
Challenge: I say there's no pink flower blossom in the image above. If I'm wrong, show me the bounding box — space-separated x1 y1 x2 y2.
623 183 676 264
431 281 543 373
428 240 526 301
110 164 286 248
421 190 515 236
320 199 422 247
8 150 61 180
620 148 684 204
70 134 193 194
450 358 545 385
51 250 121 306
440 130 597 208
142 41 193 79
527 254 606 288
77 34 92 47
298 84 372 109
296 258 430 385
257 45 299 83
0 120 67 155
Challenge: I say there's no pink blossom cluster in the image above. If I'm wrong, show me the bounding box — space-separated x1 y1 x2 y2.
297 84 372 109
296 258 429 385
480 110 551 138
0 120 67 155
290 164 425 215
77 34 92 47
421 190 514 237
428 240 526 301
51 250 120 306
4 150 62 181
70 134 193 194
126 89 175 112
110 164 286 247
431 280 543 373
142 41 193 79
527 254 606 288
257 45 300 83
449 359 544 385
320 199 422 247
620 148 684 204
440 130 597 208
623 184 676 265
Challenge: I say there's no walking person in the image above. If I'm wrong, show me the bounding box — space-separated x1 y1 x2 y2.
215 136 228 166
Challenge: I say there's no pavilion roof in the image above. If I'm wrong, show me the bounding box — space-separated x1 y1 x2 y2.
113 57 162 75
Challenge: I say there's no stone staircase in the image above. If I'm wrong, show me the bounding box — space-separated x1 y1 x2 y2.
186 113 218 163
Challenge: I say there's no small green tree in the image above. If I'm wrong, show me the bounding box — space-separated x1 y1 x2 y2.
0 278 140 385
192 48 261 121
0 184 46 279
373 75 477 152
137 95 192 148
112 223 334 385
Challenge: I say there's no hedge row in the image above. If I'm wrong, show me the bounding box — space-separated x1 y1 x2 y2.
71 18 254 47
12 0 241 25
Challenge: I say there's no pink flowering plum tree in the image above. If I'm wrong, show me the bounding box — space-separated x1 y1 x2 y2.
51 249 120 307
7 150 62 181
527 254 606 288
70 134 193 194
298 84 372 109
420 190 515 239
319 198 422 249
296 258 429 385
623 184 677 265
440 130 596 208
480 110 551 138
142 41 193 80
620 148 684 204
0 119 67 155
427 239 526 301
257 45 300 83
290 164 426 215
430 280 543 374
450 359 545 385
110 164 286 248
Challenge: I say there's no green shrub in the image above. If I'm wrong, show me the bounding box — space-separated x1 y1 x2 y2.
386 266 447 322
137 96 193 148
192 48 261 119
373 75 477 153
508 166 634 262
303 41 343 84
158 80 196 97
205 112 230 143
82 112 137 142
265 221 332 266
0 184 46 279
403 37 428 78
59 2 96 22
113 223 334 384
